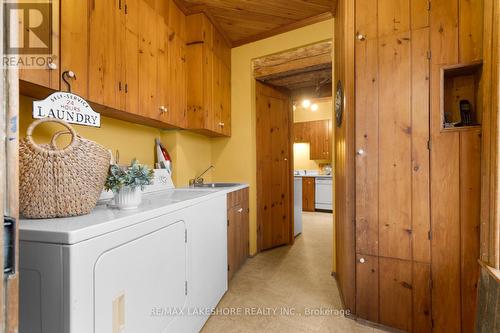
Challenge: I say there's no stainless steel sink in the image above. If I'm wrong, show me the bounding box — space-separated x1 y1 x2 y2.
191 182 241 188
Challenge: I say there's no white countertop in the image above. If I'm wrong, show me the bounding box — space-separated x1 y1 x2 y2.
20 184 249 245
294 174 332 178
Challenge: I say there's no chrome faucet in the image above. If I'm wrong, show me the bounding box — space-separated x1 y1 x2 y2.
189 165 215 186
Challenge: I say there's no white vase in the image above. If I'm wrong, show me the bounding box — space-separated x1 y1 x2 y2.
114 186 142 210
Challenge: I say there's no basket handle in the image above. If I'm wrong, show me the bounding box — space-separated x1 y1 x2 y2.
50 130 72 149
26 119 78 154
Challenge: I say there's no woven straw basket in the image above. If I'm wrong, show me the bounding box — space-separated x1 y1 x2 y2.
20 118 110 219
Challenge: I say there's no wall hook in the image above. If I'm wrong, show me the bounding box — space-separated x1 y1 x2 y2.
62 71 76 93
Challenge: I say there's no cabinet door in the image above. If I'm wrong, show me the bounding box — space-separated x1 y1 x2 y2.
212 56 223 133
157 18 172 124
138 1 157 119
60 0 87 97
122 0 139 114
227 206 237 280
19 0 60 90
89 0 122 109
220 62 231 136
302 177 316 211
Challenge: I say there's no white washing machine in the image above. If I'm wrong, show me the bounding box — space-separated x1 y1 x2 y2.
19 192 228 333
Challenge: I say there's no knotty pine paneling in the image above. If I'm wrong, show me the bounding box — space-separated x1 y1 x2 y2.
355 37 379 256
411 27 431 264
356 254 379 322
378 32 412 261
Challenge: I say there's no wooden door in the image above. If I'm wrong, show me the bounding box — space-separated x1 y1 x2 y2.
302 177 316 211
2 14 20 328
88 0 122 109
61 0 88 97
354 0 432 331
19 0 60 90
122 0 139 114
157 17 172 124
256 81 293 251
137 1 157 119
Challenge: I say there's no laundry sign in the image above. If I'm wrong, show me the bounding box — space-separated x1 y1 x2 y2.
33 92 101 127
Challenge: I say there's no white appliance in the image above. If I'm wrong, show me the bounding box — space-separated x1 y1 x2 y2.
294 177 302 236
315 177 333 211
19 192 228 333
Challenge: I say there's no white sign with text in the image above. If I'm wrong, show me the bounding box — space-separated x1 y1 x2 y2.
33 92 101 127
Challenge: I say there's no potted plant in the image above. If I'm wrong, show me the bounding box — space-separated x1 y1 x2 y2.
105 159 154 210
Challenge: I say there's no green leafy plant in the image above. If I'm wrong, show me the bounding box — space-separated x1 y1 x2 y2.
105 159 154 193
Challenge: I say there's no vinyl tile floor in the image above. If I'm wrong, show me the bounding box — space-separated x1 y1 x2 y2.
201 212 386 333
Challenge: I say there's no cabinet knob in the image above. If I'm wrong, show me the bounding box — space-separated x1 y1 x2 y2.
359 258 366 264
357 149 365 156
237 208 243 213
218 122 225 127
47 62 57 70
160 106 167 113
356 33 366 41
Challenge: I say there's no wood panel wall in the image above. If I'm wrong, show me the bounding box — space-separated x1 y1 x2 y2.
334 0 356 313
354 1 432 331
430 0 483 332
480 0 500 269
349 0 485 332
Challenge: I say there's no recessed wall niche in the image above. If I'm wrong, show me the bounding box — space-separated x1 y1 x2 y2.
441 62 483 131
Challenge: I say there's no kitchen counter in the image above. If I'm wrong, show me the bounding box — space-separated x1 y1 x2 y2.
20 184 249 245
294 174 332 178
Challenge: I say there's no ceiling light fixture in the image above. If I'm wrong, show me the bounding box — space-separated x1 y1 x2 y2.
302 99 311 108
311 103 319 111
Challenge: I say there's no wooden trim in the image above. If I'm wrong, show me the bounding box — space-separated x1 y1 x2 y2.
173 1 233 48
479 260 500 282
232 11 333 48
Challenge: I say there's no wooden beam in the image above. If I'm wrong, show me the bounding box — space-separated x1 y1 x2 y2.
263 68 332 90
253 41 332 78
233 11 333 47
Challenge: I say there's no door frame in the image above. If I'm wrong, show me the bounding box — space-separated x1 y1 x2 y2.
1 2 21 330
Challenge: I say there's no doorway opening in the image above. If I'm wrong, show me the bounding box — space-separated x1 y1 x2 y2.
253 40 333 255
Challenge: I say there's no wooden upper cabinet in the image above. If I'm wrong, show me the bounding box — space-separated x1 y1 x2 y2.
294 122 310 142
19 0 60 90
88 0 122 110
60 0 87 97
310 119 332 160
186 13 231 137
294 120 332 160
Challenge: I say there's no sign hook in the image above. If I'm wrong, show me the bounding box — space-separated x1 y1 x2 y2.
62 71 76 93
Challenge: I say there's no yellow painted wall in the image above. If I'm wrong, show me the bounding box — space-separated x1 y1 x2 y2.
19 95 160 166
294 99 332 123
293 99 332 170
19 96 213 188
161 130 213 186
211 19 334 255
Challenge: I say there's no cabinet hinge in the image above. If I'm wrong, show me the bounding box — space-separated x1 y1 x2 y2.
118 0 122 10
227 264 230 271
184 229 187 243
427 1 431 11
185 280 188 295
227 219 229 226
118 81 122 92
428 230 432 240
125 3 128 14
426 50 432 60
125 83 128 93
427 140 431 150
